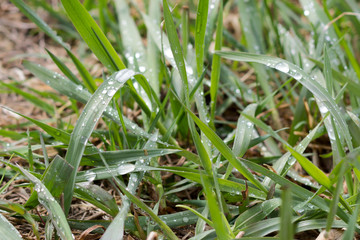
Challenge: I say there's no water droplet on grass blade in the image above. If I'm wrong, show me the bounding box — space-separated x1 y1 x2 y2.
275 62 290 73
107 89 117 96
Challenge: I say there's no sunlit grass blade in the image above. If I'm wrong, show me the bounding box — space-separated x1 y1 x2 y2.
63 69 136 214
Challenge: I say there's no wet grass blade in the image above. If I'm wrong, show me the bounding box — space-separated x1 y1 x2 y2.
210 0 223 126
25 155 74 209
63 69 136 214
195 0 209 76
216 51 353 150
0 213 23 240
9 0 68 49
185 107 267 193
17 165 74 240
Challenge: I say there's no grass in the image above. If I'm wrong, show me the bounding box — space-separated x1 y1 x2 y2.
1 0 360 239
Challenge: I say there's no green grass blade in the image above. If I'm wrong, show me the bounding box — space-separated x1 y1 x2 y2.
63 69 136 214
45 49 82 86
176 204 214 227
17 165 74 240
279 186 293 240
162 0 189 101
25 155 74 209
0 213 23 240
116 183 179 240
60 0 126 72
0 82 55 116
210 0 223 126
0 106 70 144
74 183 119 216
186 108 267 193
66 49 97 93
216 51 353 150
285 146 332 190
243 159 350 223
9 0 68 49
195 0 209 76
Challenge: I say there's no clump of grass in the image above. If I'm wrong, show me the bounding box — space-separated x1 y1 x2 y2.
1 0 360 239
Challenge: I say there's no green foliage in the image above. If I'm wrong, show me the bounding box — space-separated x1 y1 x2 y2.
1 0 360 239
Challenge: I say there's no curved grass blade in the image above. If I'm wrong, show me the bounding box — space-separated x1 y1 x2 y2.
17 165 74 240
25 155 74 209
163 0 189 101
0 200 40 239
63 69 136 214
0 213 23 240
23 61 150 139
216 51 353 150
9 0 68 49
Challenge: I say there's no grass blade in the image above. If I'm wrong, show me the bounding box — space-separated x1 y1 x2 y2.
60 0 126 72
0 213 23 240
17 165 74 240
63 69 136 213
216 51 353 150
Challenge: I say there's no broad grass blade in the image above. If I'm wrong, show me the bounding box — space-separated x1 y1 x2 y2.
0 213 23 240
63 69 136 214
18 165 74 240
61 0 126 72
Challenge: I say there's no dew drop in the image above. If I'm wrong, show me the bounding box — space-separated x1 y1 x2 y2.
107 89 117 96
275 62 289 73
